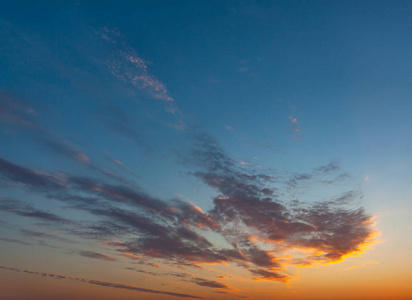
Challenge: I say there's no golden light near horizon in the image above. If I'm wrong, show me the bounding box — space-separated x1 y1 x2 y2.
0 1 411 300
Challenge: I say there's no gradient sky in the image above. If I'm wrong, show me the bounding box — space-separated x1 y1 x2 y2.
0 1 411 300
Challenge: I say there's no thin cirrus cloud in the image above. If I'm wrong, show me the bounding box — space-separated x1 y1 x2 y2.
0 90 38 128
0 21 177 159
99 27 177 112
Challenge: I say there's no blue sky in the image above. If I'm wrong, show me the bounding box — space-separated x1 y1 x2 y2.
0 1 411 299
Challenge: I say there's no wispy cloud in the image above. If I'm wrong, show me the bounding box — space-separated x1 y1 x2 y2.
20 229 72 243
0 92 134 185
126 267 158 276
0 265 206 299
289 116 300 132
190 277 231 289
0 237 32 246
0 197 71 224
79 250 117 261
345 261 379 271
0 90 38 128
100 28 176 110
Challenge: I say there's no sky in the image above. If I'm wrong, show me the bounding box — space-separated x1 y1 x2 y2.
0 1 411 299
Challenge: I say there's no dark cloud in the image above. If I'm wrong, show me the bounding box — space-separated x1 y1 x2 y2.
39 137 90 165
0 157 66 191
214 291 253 299
71 221 130 239
287 173 312 188
125 267 158 276
0 265 206 299
250 269 288 281
0 237 32 246
322 173 350 185
68 176 168 212
0 133 377 283
79 250 116 261
170 199 218 230
86 279 204 299
288 162 347 189
168 272 192 278
1 92 135 186
316 162 340 173
116 249 160 268
0 198 71 224
85 206 171 237
191 277 230 289
187 133 376 279
132 260 160 268
20 229 73 243
119 235 235 265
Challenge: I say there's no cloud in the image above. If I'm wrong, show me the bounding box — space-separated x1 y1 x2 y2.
0 197 71 224
0 91 38 128
79 251 117 261
86 279 204 299
188 133 377 279
99 105 151 152
20 229 73 243
71 221 130 240
0 140 378 283
100 28 176 114
289 116 300 133
0 265 206 299
0 91 88 165
68 176 169 212
168 272 193 278
214 291 253 299
0 237 32 246
118 235 236 266
39 137 90 165
126 267 158 276
250 269 288 281
0 159 239 268
117 250 160 268
345 261 379 271
1 91 137 187
0 157 66 191
191 277 231 289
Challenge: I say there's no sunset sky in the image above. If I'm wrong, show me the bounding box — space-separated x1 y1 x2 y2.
0 1 411 299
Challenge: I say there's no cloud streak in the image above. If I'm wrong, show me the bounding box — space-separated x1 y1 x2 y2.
0 265 206 299
79 251 117 261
